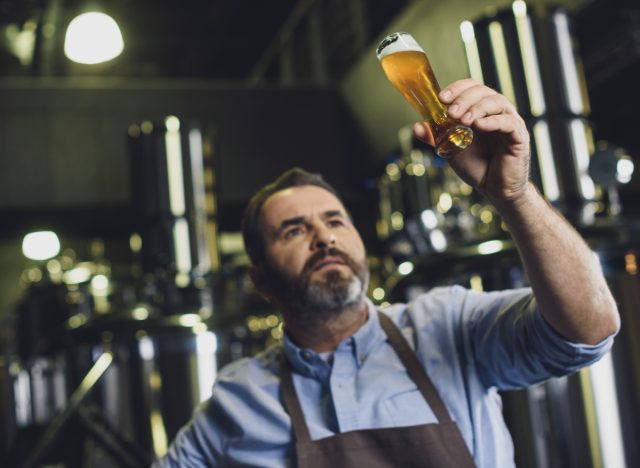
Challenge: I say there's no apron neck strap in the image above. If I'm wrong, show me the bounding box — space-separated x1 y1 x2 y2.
280 352 313 443
377 311 453 423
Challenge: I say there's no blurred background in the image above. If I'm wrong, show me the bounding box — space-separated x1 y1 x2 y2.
0 0 638 466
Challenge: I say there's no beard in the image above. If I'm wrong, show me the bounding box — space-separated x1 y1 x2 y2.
262 247 369 326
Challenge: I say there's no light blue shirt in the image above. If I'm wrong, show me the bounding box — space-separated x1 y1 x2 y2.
155 286 614 467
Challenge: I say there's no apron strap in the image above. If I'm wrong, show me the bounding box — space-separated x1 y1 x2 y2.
280 352 313 443
377 311 453 424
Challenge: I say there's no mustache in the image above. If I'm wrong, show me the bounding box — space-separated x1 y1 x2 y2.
302 247 357 276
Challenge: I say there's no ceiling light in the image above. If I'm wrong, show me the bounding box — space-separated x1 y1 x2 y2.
22 231 61 261
64 12 124 64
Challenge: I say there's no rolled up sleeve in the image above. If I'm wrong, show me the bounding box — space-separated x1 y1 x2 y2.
460 287 615 390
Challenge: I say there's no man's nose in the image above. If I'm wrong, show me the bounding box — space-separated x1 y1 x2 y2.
312 225 336 250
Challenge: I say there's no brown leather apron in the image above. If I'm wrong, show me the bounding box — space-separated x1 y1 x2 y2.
279 311 477 468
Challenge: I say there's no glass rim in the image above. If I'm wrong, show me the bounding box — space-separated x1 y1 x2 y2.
376 32 425 60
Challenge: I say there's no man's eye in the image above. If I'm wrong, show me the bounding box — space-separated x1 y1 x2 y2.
284 227 302 239
328 219 344 228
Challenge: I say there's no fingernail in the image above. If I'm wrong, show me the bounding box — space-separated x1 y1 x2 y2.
440 89 452 100
463 111 472 121
448 103 459 114
413 122 425 136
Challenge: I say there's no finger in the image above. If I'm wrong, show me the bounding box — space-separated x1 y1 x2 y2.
474 114 529 144
445 84 501 120
459 94 518 126
414 122 435 146
438 78 484 103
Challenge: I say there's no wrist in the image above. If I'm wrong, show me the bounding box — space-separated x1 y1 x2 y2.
489 181 539 216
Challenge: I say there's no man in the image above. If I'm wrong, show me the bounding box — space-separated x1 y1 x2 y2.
155 79 619 467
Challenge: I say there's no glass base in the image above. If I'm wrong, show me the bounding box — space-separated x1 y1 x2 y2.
435 125 473 157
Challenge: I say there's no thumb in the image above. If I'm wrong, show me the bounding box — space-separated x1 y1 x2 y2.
413 122 435 147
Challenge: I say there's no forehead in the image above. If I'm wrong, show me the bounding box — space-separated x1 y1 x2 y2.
260 185 347 228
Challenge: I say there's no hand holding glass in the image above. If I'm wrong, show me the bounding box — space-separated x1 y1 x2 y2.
377 32 473 157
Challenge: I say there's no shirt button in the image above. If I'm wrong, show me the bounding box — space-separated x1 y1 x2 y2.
301 351 312 361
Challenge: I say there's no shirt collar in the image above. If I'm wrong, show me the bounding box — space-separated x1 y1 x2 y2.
282 299 386 378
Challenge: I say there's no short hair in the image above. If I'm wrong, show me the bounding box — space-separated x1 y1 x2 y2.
241 167 343 266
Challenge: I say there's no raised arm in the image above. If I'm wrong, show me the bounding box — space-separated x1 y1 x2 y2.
415 79 619 345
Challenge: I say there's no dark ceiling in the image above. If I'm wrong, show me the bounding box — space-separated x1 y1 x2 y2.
0 0 412 242
0 0 408 81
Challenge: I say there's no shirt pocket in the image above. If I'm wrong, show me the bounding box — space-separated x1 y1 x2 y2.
382 387 437 427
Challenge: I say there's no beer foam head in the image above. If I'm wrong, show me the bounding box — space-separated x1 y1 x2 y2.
376 32 425 60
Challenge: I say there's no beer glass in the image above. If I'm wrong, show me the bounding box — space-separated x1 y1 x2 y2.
377 32 473 157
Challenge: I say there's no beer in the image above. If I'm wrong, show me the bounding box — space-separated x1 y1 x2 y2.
377 32 473 157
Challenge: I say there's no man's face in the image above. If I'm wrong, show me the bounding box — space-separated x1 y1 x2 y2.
256 185 369 321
